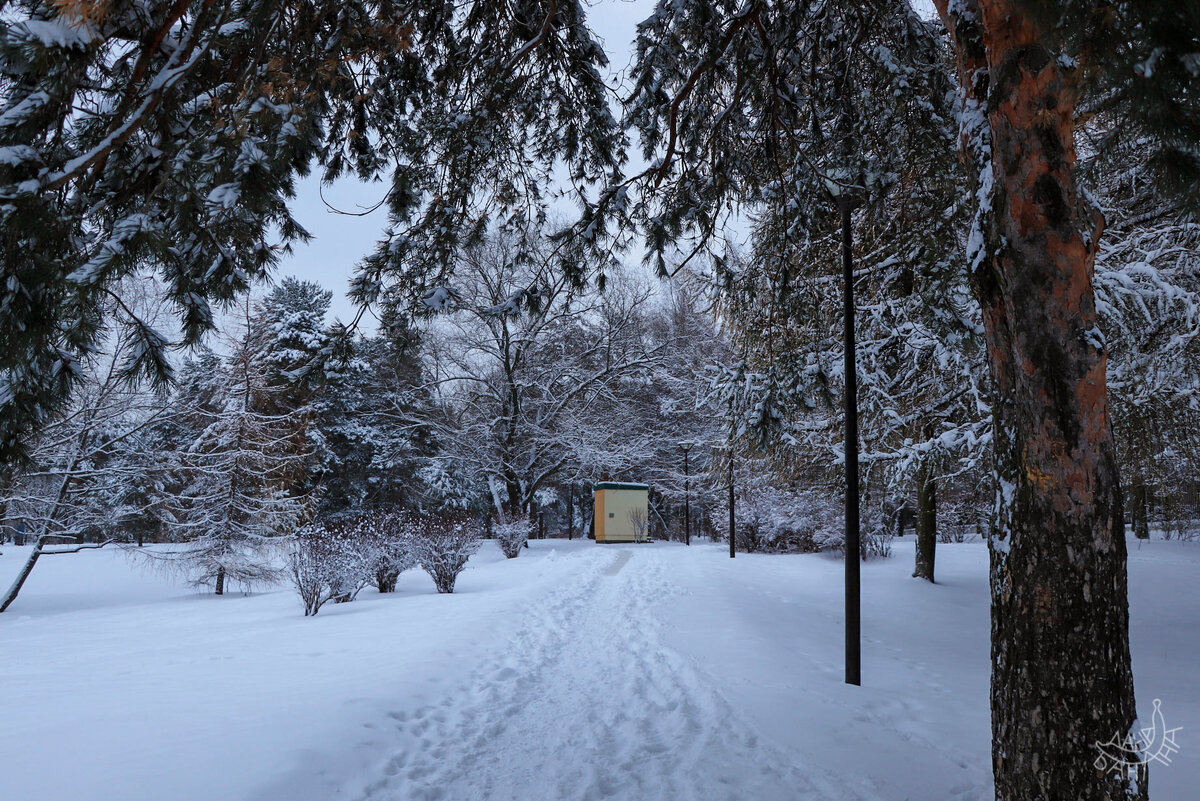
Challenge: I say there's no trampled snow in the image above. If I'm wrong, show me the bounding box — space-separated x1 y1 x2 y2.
0 538 1195 800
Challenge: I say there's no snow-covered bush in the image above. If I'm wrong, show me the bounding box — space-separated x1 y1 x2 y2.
289 512 423 613
358 511 417 592
713 481 837 554
289 524 372 616
862 507 895 560
410 512 483 593
493 516 532 559
811 502 895 561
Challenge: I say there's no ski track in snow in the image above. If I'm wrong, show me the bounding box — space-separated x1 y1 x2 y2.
350 548 884 801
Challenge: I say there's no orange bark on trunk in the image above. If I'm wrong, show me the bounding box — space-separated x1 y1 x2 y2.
934 1 1145 798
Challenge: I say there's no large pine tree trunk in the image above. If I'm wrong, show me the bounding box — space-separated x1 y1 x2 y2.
215 565 226 596
913 463 937 582
935 2 1145 799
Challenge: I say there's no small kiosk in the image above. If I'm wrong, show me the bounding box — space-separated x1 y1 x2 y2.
593 482 650 543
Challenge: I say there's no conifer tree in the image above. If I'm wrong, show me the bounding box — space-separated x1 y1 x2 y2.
164 305 310 594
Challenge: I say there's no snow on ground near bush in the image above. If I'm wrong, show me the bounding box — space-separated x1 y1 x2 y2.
0 538 1196 800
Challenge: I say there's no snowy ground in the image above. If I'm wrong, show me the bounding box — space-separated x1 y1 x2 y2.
1 537 1196 800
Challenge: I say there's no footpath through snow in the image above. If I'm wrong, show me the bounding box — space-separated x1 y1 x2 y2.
1 538 1197 800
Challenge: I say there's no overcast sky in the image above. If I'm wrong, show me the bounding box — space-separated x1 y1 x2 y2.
275 0 941 326
275 0 658 327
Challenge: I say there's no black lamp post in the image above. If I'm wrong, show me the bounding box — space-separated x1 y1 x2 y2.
680 442 692 546
727 446 735 559
829 173 865 688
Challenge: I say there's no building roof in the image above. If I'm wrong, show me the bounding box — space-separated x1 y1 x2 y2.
594 482 649 491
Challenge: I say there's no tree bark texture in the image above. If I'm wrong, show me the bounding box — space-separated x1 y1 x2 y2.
913 464 937 582
215 565 226 596
935 1 1145 799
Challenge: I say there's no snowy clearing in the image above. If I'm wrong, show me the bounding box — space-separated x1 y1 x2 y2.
1 538 1196 800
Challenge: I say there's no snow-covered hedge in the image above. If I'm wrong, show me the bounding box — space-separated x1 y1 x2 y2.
493 516 532 559
363 512 418 592
410 513 483 593
289 524 372 616
712 484 893 559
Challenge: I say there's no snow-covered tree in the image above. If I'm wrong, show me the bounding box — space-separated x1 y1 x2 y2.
0 280 178 612
0 1 431 461
163 303 311 594
420 228 662 519
1095 193 1200 540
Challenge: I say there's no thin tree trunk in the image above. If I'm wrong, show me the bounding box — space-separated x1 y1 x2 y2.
1131 475 1150 540
1 536 113 613
1112 475 1126 540
935 2 1144 798
0 540 45 613
565 484 574 539
215 565 225 596
913 464 936 582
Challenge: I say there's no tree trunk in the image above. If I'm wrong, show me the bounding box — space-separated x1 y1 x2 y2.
935 2 1145 799
1131 475 1150 540
1 535 113 613
565 484 574 539
1112 473 1126 540
913 464 936 582
215 565 225 596
0 540 44 613
376 568 398 593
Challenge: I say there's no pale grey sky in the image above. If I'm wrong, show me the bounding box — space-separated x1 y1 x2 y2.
276 0 657 327
276 0 942 325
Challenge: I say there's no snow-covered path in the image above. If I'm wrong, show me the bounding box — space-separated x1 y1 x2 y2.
329 545 877 801
3 537 1196 800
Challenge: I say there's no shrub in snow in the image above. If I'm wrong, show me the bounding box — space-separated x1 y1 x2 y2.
712 484 830 554
354 511 417 593
817 505 895 561
862 515 895 560
410 512 483 593
493 516 532 558
289 523 373 616
711 481 895 560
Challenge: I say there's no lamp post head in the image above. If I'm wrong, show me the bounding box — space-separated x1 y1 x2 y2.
823 167 866 213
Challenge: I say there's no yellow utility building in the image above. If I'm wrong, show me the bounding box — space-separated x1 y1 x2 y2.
593 482 650 543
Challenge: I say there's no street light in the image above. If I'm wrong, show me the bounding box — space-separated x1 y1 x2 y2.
727 444 735 559
826 168 864 687
680 441 692 546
